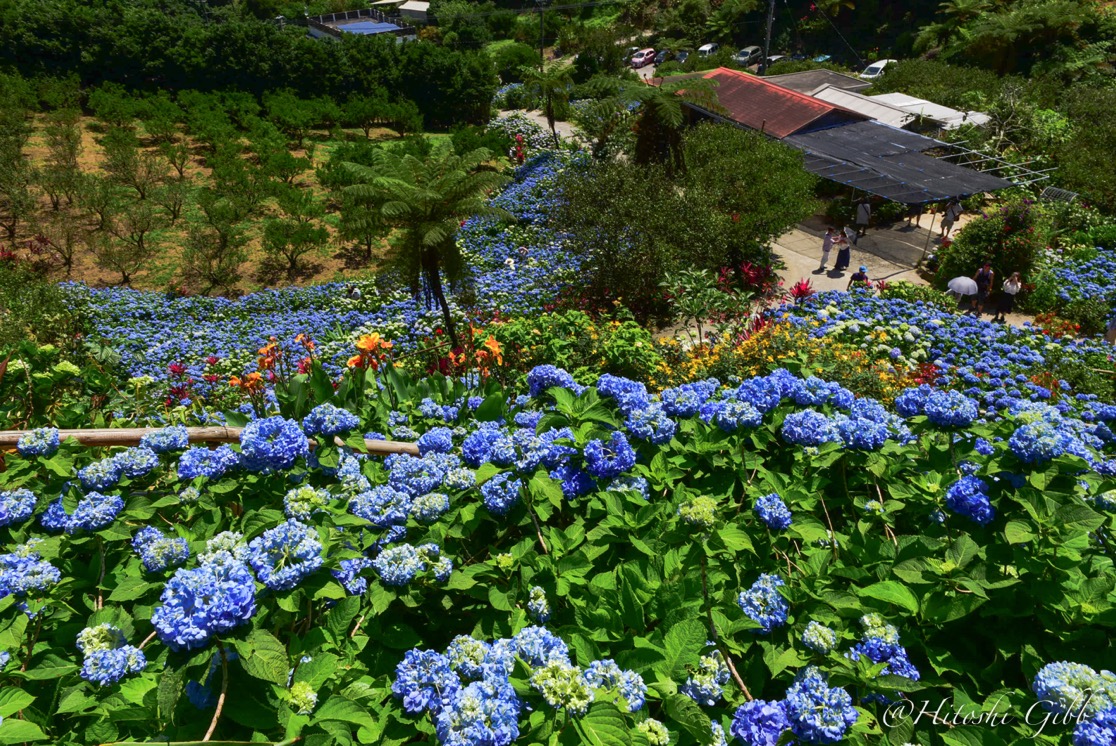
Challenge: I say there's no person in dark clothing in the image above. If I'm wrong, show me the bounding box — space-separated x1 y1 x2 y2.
972 262 994 316
847 266 869 290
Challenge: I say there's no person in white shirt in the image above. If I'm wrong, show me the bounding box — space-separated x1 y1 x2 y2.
940 199 963 238
855 199 871 237
819 227 836 271
992 271 1021 323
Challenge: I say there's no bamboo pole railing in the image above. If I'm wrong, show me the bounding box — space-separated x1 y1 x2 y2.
0 427 420 456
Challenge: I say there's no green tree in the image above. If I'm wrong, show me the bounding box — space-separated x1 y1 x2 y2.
344 92 390 139
183 193 249 294
492 42 541 84
520 64 573 148
341 146 509 347
265 90 317 148
261 217 329 281
627 77 719 176
100 199 164 285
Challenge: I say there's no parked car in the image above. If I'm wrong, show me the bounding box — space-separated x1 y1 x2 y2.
654 49 671 65
813 54 832 63
734 46 762 66
859 58 897 80
630 48 656 68
675 50 690 63
697 43 720 57
765 54 786 67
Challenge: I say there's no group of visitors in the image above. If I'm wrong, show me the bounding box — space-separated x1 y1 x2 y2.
818 225 863 272
970 262 1022 322
903 199 965 239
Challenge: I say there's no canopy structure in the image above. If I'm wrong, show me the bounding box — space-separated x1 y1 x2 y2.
869 93 990 130
808 85 917 129
784 121 1014 204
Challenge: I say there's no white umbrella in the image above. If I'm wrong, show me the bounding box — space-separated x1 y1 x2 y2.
948 276 978 296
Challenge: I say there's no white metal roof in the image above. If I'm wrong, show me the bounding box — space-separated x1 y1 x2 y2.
808 84 916 129
869 93 990 129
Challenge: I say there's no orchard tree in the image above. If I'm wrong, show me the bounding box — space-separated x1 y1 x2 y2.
262 217 329 281
183 194 249 294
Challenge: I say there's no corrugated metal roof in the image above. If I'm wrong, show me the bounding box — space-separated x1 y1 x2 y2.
762 69 871 94
689 67 867 139
784 120 1012 203
809 85 916 129
869 93 991 129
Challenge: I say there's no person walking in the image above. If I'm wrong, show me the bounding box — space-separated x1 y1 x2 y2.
940 199 963 239
905 203 922 227
855 199 871 237
819 227 836 271
972 261 994 317
992 271 1021 322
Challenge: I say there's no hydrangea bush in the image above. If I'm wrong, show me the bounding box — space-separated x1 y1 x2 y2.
0 360 1114 744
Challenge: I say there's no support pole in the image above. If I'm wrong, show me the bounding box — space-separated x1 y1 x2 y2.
761 0 775 74
920 210 938 264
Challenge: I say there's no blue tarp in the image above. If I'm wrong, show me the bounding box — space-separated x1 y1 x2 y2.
340 20 401 34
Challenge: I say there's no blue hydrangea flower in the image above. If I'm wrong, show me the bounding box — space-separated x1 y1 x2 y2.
444 467 477 491
247 520 323 591
784 666 859 743
78 457 124 491
680 651 730 706
0 541 61 613
737 574 790 634
436 679 521 746
302 403 360 438
480 474 522 515
392 649 460 713
944 476 995 525
846 614 920 681
389 453 459 496
514 626 570 667
1075 708 1116 746
373 543 424 586
133 527 190 573
81 645 146 687
66 492 126 534
527 365 585 397
755 493 792 530
1009 421 1069 464
923 390 979 427
140 425 190 453
240 417 308 472
17 428 59 457
527 586 550 623
332 557 374 595
0 489 37 528
350 485 413 528
731 699 791 746
116 447 160 479
607 475 650 501
151 560 257 651
549 463 595 500
781 410 841 447
1033 662 1116 717
583 431 636 479
417 427 455 455
626 404 677 445
596 374 651 414
178 445 241 480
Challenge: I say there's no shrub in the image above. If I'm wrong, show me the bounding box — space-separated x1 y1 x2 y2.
934 199 1053 288
878 280 955 310
0 260 85 353
1061 296 1110 335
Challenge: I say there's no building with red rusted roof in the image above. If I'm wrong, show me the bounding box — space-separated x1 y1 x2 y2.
677 67 868 139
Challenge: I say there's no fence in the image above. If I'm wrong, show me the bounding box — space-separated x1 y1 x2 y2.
305 7 416 39
0 428 419 456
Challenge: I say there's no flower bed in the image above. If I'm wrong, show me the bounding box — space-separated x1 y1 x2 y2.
62 152 581 392
1 362 1114 744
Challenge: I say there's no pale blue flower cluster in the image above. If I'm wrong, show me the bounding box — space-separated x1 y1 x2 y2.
302 403 360 438
151 545 257 651
140 425 190 453
239 416 308 472
133 526 190 573
738 574 790 634
680 650 730 706
17 427 59 457
0 540 61 613
247 520 324 591
76 624 146 687
0 488 36 527
178 445 241 480
41 491 125 534
754 493 792 530
373 543 452 586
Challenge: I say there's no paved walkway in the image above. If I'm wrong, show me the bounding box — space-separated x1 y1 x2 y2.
772 213 1032 327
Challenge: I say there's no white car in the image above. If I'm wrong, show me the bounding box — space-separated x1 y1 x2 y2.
698 43 720 57
734 46 762 66
859 59 897 80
